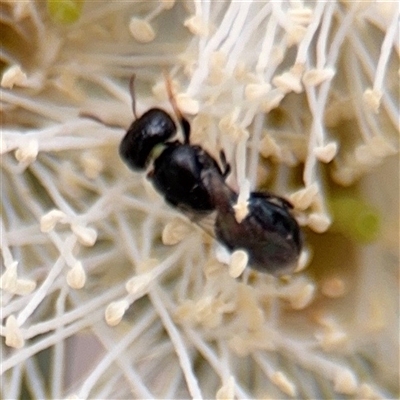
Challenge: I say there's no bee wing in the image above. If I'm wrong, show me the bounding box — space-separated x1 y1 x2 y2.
252 191 294 210
175 205 217 240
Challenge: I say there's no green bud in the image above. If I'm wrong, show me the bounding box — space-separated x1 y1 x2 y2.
328 196 380 243
47 0 84 24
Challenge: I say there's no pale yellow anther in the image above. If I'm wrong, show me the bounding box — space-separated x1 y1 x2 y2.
293 248 311 273
233 179 251 223
245 83 271 101
288 282 315 309
162 218 191 245
271 371 296 397
315 317 349 352
333 368 358 394
71 224 97 247
40 209 68 232
303 68 335 86
125 273 153 295
272 72 303 94
13 279 37 296
105 300 129 326
261 89 285 112
203 260 225 280
129 18 156 43
5 315 25 349
15 139 39 164
229 250 248 278
314 142 338 163
260 134 282 159
194 296 225 328
184 15 209 36
0 262 18 292
0 262 36 295
233 200 249 224
308 212 331 233
332 166 356 186
363 88 382 113
290 184 319 210
195 296 232 328
66 262 86 289
1 65 28 88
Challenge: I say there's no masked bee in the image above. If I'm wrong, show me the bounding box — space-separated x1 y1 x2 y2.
119 75 302 275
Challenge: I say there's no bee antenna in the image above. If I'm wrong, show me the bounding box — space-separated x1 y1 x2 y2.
163 70 191 144
129 74 138 120
79 112 123 129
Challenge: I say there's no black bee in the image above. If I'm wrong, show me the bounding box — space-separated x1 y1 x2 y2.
119 75 302 275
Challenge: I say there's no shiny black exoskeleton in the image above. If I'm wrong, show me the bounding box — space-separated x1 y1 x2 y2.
119 76 226 213
214 192 302 274
119 75 302 275
120 108 176 170
149 142 228 212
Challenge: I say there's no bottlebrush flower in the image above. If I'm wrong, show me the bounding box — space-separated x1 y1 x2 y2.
1 1 398 399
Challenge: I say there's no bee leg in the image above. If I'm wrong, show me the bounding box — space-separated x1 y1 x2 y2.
180 117 191 145
163 70 191 144
79 112 124 129
219 150 231 179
